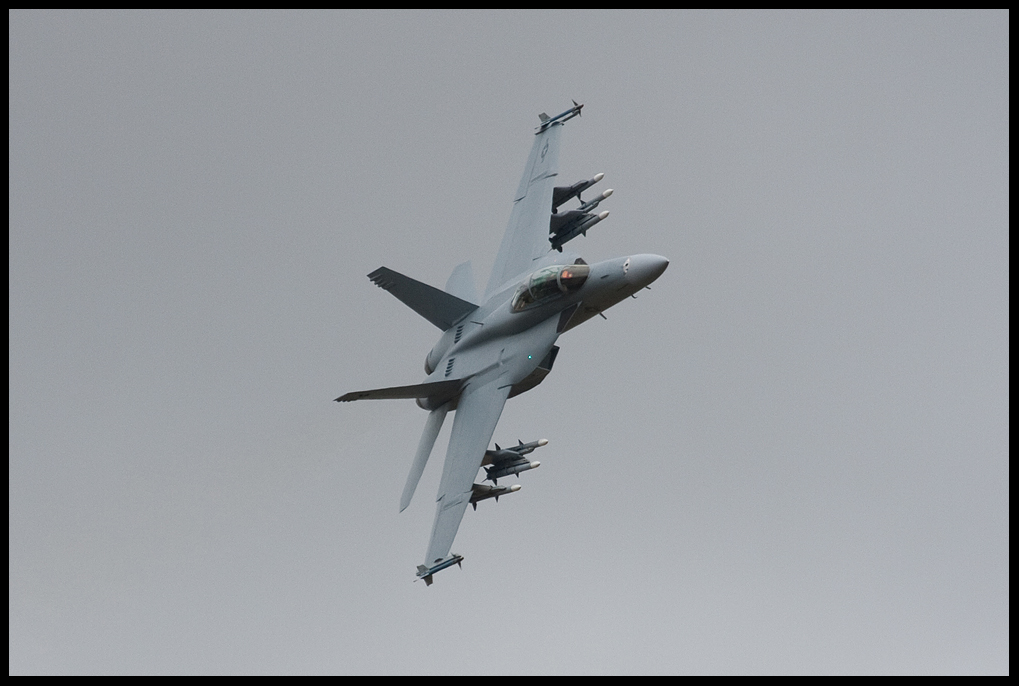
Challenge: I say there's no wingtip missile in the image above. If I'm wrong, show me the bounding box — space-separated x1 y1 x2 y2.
416 554 464 585
537 101 584 131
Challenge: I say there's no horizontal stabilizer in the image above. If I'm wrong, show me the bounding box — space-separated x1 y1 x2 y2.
335 379 461 403
368 267 477 330
444 261 478 304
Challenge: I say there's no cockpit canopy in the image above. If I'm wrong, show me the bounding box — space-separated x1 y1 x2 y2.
511 264 590 312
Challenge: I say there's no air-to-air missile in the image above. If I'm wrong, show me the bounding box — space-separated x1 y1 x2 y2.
552 173 605 213
550 208 611 252
481 438 548 485
470 483 522 510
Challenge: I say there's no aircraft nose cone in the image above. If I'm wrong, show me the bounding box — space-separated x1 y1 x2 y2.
627 254 669 286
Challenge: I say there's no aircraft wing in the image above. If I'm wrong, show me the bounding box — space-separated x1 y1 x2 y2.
483 121 563 298
421 378 513 571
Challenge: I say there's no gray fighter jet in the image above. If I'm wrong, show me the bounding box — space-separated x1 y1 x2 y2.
336 103 668 584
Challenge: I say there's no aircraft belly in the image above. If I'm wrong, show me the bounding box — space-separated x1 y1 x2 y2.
508 345 559 398
422 315 561 567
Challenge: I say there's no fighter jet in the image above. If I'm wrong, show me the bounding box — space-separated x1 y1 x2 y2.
336 103 668 585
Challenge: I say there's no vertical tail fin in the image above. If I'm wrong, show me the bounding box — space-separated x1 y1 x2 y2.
400 404 449 512
444 261 478 304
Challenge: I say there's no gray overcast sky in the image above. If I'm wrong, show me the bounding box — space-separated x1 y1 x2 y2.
9 10 1008 674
